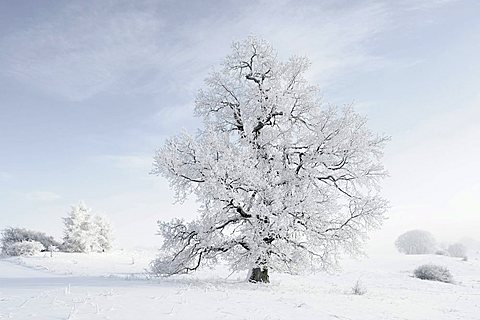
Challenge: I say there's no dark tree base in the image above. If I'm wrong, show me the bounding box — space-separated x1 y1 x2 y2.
249 267 269 283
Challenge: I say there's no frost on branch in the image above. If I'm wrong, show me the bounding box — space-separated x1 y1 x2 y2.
151 37 388 281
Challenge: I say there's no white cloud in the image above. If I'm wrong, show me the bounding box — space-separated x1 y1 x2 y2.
26 191 61 202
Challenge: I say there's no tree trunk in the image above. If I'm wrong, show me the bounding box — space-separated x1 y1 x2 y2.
249 267 269 283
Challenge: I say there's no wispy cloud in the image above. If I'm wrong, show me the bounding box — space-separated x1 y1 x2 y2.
94 154 153 171
0 2 167 100
0 0 458 103
25 191 61 202
0 1 392 101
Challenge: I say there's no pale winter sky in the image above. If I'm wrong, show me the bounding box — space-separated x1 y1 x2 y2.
0 0 479 251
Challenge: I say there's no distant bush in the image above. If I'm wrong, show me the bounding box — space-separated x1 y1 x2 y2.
434 250 448 256
1 227 61 255
413 264 453 283
395 230 436 255
351 280 367 295
4 240 45 256
447 243 467 258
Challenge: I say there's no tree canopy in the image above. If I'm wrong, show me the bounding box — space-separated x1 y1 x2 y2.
151 37 388 282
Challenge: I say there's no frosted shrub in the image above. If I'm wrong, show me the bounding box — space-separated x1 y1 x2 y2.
434 249 448 256
1 227 60 254
413 264 453 283
5 240 45 256
447 243 466 258
351 280 367 295
395 230 436 255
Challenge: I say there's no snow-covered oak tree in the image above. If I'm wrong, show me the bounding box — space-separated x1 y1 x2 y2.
151 37 388 282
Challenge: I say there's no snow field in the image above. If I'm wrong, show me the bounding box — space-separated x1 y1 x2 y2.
1 250 479 319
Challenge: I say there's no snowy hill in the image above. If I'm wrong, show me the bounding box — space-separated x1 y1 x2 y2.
1 250 479 319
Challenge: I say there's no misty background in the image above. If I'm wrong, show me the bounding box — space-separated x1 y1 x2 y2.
0 0 479 252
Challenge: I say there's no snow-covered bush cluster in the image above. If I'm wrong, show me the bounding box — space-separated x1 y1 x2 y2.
3 240 45 256
63 202 113 253
1 227 60 255
413 264 453 283
395 230 436 255
1 202 113 256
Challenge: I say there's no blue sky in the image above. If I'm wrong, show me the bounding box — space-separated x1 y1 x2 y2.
1 0 479 249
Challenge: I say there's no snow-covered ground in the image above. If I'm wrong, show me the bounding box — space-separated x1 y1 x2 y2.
1 250 479 319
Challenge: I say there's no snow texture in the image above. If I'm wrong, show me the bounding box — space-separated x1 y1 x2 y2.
1 250 479 319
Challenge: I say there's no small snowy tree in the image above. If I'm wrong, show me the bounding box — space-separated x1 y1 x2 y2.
395 230 436 255
151 37 388 282
92 215 113 252
62 202 95 253
62 202 114 253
